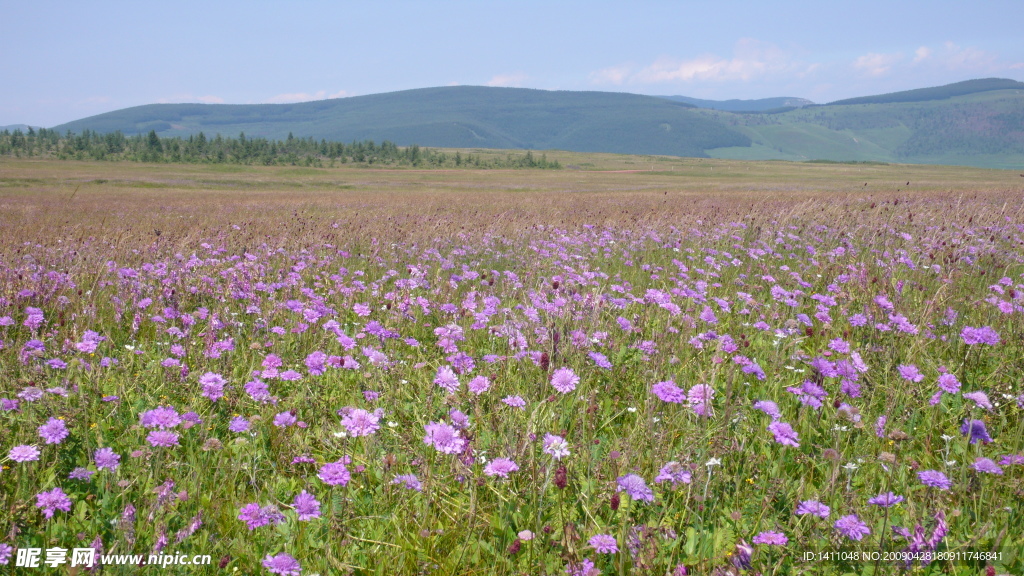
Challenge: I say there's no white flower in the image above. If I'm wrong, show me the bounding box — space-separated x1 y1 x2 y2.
843 462 859 471
626 407 637 413
706 458 722 467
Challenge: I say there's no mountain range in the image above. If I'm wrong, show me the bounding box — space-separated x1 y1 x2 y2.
46 78 1024 168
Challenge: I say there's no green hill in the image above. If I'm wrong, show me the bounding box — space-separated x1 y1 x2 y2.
658 95 815 112
48 80 1024 168
51 87 750 158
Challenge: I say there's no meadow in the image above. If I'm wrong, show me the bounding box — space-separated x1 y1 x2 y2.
1 155 1022 575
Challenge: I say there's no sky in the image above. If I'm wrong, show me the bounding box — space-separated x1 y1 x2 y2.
2 0 1023 127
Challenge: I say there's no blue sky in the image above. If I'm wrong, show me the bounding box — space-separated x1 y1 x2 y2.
2 0 1022 127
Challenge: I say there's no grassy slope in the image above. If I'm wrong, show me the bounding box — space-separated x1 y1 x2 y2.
706 89 1024 168
52 87 749 158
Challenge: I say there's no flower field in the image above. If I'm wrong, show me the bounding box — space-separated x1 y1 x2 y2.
1 159 1022 575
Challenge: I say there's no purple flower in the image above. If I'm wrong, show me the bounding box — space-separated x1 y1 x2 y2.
998 455 1024 466
961 419 992 444
543 433 571 460
972 457 1003 475
245 379 272 402
279 369 303 381
392 474 423 491
293 490 321 521
588 352 612 369
565 558 599 576
484 457 519 478
8 444 41 462
502 395 526 408
262 553 301 575
651 380 686 404
834 514 871 541
654 461 692 486
340 408 380 437
38 417 70 444
199 372 226 402
616 474 654 502
36 487 72 519
69 467 94 481
917 470 951 491
962 391 992 410
937 373 960 394
449 408 470 429
0 543 13 565
423 421 465 454
551 367 579 394
318 458 351 486
589 534 618 554
687 384 714 416
961 326 1000 345
147 430 180 447
868 492 904 507
795 500 830 518
434 365 460 393
897 364 924 383
753 400 781 421
752 531 788 546
229 416 251 433
94 447 121 470
467 375 491 395
273 411 298 427
139 406 181 429
767 421 800 447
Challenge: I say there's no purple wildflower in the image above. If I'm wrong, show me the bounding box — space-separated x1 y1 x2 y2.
962 391 992 410
484 457 519 478
392 474 423 491
245 379 272 402
293 490 321 521
897 364 924 382
38 417 69 444
961 326 1000 345
0 543 12 565
262 553 301 575
687 384 714 416
340 408 380 437
616 474 654 502
834 514 871 541
273 411 298 427
9 444 41 462
961 419 992 444
199 372 226 402
434 365 460 393
318 458 351 486
502 395 526 408
767 421 800 447
937 373 960 394
565 558 599 576
543 433 571 460
467 375 491 394
868 492 904 507
551 367 579 394
651 380 686 403
972 457 1003 475
139 406 181 429
147 430 180 447
654 461 692 486
228 416 251 433
589 534 618 554
753 400 781 421
999 455 1024 466
917 470 951 490
752 531 788 546
423 421 465 454
795 500 830 518
279 369 303 381
69 467 94 481
94 447 121 470
36 488 72 519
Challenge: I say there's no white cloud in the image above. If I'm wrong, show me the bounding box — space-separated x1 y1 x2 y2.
591 39 802 86
157 94 224 104
265 90 349 104
486 73 528 87
913 46 932 64
852 52 904 77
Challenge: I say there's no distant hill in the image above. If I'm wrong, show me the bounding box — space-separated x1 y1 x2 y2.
49 79 1024 168
0 124 34 132
826 78 1024 106
658 95 814 112
52 87 750 158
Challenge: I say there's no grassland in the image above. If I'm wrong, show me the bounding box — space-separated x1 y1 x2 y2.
1 155 1023 575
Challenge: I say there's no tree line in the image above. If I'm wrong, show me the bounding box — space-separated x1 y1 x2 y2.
0 127 561 169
